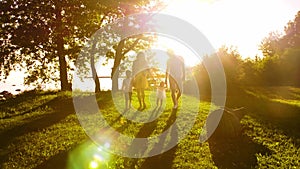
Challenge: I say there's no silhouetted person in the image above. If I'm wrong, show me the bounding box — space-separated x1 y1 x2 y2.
156 81 166 110
122 70 133 111
132 52 149 110
165 50 185 109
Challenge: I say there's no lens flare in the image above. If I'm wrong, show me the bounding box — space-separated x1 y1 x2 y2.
89 161 98 169
67 140 111 169
93 154 104 162
104 142 110 149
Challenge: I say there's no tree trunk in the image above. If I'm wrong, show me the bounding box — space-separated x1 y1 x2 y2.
91 52 101 93
111 37 141 92
56 5 70 91
111 39 125 92
111 67 119 92
58 41 70 91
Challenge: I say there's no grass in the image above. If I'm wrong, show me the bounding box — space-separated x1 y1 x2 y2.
0 87 300 168
244 86 300 107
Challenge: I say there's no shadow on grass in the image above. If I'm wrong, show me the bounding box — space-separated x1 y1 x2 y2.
118 108 173 157
0 97 57 119
35 107 180 169
34 150 69 169
225 87 300 145
138 108 178 169
0 91 59 119
34 139 101 169
0 96 74 165
208 136 271 169
0 90 58 109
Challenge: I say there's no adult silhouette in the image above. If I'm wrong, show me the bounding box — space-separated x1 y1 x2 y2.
132 52 150 110
165 50 185 109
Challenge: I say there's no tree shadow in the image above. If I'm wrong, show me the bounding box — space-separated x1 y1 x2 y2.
225 87 300 146
0 91 124 168
208 136 271 169
124 109 162 157
138 108 178 169
35 107 179 169
34 150 69 169
0 90 58 108
0 97 58 119
34 139 103 169
0 96 74 164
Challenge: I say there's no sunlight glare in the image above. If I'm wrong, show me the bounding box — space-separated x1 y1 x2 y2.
93 154 104 162
97 146 103 152
104 142 111 149
89 161 99 169
153 36 203 67
67 140 111 169
161 0 300 58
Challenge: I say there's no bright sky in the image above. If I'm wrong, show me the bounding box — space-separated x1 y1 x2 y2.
1 0 299 93
157 0 300 59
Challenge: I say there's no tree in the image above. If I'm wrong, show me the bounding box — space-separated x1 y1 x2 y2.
239 58 260 85
0 0 111 90
0 0 161 91
76 8 159 92
284 11 300 48
217 46 243 87
259 31 283 58
88 1 163 92
110 35 155 91
193 60 211 96
280 48 300 86
192 46 244 97
257 10 300 86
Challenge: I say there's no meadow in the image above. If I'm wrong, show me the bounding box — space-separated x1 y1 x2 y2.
0 86 299 169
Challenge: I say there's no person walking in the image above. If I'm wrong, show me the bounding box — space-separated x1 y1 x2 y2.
132 52 149 110
165 49 185 109
122 70 133 111
156 81 166 110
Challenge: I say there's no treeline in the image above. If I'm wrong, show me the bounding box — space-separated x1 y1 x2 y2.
0 0 162 92
193 11 300 92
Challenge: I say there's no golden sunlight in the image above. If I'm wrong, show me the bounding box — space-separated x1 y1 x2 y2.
160 0 300 58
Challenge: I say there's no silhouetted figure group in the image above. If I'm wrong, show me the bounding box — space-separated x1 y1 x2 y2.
122 50 185 112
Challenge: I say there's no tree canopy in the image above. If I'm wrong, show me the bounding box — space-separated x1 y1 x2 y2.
0 0 163 91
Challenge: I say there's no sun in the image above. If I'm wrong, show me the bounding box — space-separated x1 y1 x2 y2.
152 36 203 67
160 0 300 59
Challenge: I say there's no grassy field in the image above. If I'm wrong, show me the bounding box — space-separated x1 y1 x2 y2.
0 87 299 169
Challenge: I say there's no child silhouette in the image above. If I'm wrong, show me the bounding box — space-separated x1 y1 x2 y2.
156 81 166 110
122 70 133 111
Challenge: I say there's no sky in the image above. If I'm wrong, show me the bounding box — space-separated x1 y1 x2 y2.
158 0 300 59
75 0 300 92
1 0 299 93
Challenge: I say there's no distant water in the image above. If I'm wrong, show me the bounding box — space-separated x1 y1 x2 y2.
0 83 27 95
0 78 116 95
0 60 116 94
73 77 124 92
